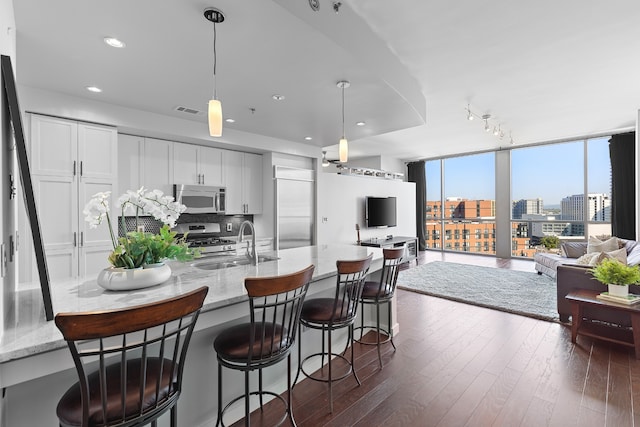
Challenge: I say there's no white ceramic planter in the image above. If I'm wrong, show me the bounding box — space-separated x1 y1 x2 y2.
96 263 172 291
608 283 629 297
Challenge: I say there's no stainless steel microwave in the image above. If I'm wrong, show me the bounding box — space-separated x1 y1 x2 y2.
174 184 226 214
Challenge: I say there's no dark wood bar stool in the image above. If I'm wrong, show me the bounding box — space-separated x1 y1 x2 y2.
54 286 209 427
354 247 404 368
294 254 372 413
213 265 315 427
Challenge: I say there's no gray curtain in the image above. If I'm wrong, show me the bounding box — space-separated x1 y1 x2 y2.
609 132 636 239
407 161 427 251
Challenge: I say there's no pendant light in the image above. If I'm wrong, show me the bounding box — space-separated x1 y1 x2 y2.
204 8 224 137
337 80 350 163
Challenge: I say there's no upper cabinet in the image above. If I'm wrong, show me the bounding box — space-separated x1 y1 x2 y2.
29 114 117 279
118 136 173 197
223 151 263 214
117 135 261 215
173 143 223 186
143 138 174 196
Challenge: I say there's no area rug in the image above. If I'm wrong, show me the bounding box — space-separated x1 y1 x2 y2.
397 261 558 321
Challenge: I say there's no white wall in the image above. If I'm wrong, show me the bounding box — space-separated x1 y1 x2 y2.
317 173 415 245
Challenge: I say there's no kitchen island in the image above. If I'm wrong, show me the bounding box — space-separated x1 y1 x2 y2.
0 244 384 426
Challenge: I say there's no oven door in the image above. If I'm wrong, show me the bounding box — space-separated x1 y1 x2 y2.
174 184 225 214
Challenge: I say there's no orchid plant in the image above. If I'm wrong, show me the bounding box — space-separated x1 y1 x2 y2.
83 187 199 269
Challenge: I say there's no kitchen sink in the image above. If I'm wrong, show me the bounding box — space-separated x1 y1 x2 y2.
192 254 279 271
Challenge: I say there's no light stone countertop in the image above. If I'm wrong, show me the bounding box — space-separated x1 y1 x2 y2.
0 244 382 365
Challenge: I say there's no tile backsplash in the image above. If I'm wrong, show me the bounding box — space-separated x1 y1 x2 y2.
118 213 253 237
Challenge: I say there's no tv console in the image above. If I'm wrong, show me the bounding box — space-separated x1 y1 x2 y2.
360 236 418 264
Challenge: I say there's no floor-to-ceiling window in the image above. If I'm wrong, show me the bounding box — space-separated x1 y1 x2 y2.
511 137 611 258
423 136 612 258
425 152 496 254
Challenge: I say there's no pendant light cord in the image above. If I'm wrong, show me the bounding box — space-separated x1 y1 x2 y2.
212 21 217 99
341 84 345 139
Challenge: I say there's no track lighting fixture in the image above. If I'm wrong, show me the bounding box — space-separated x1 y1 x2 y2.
483 114 491 132
467 105 515 145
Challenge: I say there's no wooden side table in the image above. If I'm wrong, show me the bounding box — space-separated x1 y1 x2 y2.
566 289 640 359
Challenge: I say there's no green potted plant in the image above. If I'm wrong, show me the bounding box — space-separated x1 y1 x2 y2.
83 187 199 290
591 258 640 297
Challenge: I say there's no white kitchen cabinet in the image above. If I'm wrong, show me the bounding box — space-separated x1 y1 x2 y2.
142 138 173 196
118 135 173 196
29 114 117 279
118 134 144 195
173 143 222 186
223 151 262 214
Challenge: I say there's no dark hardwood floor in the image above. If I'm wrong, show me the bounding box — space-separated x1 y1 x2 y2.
232 251 640 427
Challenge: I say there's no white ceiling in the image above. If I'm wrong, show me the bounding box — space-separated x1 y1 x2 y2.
13 0 640 162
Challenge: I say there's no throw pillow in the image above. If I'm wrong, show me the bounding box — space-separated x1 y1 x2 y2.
561 242 588 258
587 236 619 254
591 248 627 266
576 252 600 265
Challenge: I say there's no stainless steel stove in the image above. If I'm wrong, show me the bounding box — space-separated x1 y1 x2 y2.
173 223 236 255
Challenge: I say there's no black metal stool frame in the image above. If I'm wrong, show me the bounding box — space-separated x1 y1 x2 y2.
294 254 372 413
354 247 404 369
214 265 315 427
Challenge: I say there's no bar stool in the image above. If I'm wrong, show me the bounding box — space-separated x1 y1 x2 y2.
355 247 404 369
294 254 372 413
54 286 209 427
214 265 315 427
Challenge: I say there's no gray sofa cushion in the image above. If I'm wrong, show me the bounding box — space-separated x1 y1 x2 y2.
561 242 587 258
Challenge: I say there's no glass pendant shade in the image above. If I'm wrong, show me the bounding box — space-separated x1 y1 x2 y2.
339 138 348 162
208 99 223 137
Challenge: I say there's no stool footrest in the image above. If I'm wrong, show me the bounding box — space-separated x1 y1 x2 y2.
299 352 355 384
353 325 393 345
218 390 289 427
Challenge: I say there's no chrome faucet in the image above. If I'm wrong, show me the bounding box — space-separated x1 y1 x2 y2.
237 220 258 265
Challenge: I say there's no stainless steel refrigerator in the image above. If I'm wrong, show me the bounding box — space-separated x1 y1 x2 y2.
274 166 314 250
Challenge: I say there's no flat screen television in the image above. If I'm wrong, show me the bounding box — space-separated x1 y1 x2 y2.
366 196 397 228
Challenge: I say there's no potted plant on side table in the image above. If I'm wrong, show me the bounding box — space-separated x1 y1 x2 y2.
591 258 640 298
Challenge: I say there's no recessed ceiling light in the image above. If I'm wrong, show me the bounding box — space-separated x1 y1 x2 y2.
225 118 235 123
356 121 366 126
103 37 126 48
272 94 285 101
86 86 102 93
304 136 313 141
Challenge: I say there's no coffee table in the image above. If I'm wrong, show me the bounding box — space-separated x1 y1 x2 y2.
565 289 640 359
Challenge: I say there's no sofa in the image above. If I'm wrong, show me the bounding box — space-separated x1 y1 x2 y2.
556 238 640 323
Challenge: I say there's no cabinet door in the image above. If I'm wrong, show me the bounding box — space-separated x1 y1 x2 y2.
243 153 263 214
143 138 174 196
78 123 117 181
173 143 200 185
32 174 78 277
118 134 144 195
223 150 244 214
199 147 223 186
30 114 77 178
